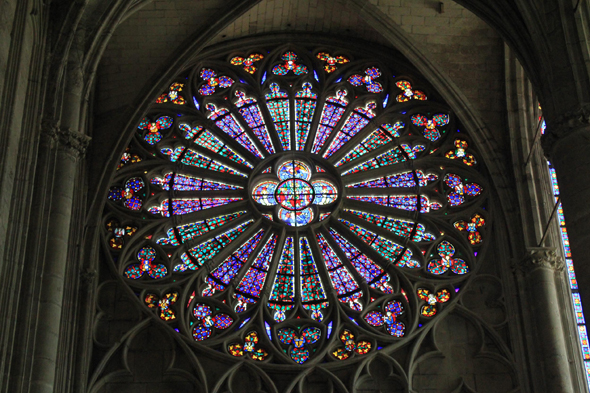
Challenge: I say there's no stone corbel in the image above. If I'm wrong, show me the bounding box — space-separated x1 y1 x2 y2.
514 247 565 274
541 103 590 158
56 127 92 158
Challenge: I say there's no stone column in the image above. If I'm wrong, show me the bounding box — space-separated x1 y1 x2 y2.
28 126 90 393
542 108 590 316
515 247 573 392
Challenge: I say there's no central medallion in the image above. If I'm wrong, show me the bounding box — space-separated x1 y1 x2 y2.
251 157 339 227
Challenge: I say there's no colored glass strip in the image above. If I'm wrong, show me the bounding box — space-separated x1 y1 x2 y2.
341 146 407 176
311 92 349 154
208 105 265 159
235 92 276 154
323 103 376 158
299 237 327 304
316 233 362 305
338 219 415 268
346 195 441 214
156 211 246 246
203 229 265 294
344 209 434 242
266 83 291 151
328 228 392 293
346 170 437 188
334 123 402 167
151 173 242 191
267 237 297 320
175 148 247 178
147 197 242 217
235 234 278 302
180 124 253 168
174 220 254 272
548 162 590 383
295 83 317 150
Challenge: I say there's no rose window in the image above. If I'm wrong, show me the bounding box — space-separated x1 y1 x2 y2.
102 44 489 366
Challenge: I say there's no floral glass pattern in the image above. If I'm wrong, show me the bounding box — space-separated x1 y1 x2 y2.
102 44 488 366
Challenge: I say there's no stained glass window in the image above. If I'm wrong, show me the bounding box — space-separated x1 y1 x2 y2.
103 44 487 366
546 146 590 382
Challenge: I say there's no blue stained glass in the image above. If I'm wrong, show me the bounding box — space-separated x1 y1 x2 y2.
269 237 295 304
279 208 314 227
311 90 349 153
235 234 278 301
344 209 430 242
176 148 247 178
341 146 407 176
156 211 247 246
151 173 242 191
549 167 560 195
346 170 438 188
180 125 254 169
327 321 333 338
295 83 318 150
338 219 415 267
346 195 442 213
174 220 254 272
574 293 586 324
567 259 578 289
335 125 401 166
323 102 377 158
579 325 590 360
316 233 361 304
203 229 265 296
235 91 276 154
238 318 250 329
266 83 291 151
207 104 265 159
147 197 242 217
299 237 327 304
328 228 392 293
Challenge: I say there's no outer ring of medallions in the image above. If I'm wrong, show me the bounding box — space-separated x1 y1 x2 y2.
247 152 344 231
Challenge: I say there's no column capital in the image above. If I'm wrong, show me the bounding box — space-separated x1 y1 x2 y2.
541 104 590 158
56 127 92 158
514 247 565 274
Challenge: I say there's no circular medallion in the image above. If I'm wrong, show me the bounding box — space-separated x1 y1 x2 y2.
250 157 340 227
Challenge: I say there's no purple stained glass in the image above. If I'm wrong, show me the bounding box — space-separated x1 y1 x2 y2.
311 90 348 153
329 228 392 293
207 104 265 159
323 102 377 158
266 83 291 151
295 83 318 150
204 230 266 296
316 233 361 303
235 90 276 154
235 234 278 301
147 197 242 217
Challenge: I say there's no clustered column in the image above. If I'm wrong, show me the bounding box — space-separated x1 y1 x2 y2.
514 247 573 392
29 124 90 393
